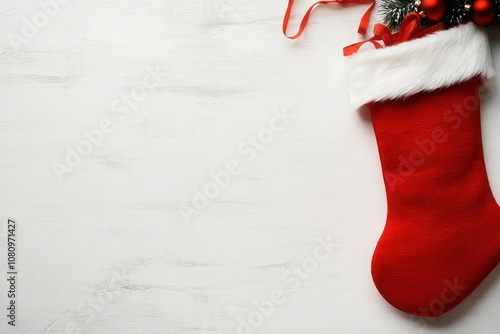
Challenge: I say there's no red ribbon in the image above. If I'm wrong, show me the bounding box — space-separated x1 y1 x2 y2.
283 0 376 39
343 12 422 56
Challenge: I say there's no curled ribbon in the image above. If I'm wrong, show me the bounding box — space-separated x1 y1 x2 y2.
283 0 376 39
343 12 423 56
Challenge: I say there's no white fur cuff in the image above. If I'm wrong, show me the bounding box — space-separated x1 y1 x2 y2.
345 23 494 108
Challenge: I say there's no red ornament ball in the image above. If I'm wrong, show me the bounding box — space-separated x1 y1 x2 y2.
420 0 447 22
470 0 497 26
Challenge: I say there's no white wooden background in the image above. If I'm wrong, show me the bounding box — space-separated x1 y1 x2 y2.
1 1 500 333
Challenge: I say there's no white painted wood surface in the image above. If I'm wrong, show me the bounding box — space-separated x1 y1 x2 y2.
1 1 500 333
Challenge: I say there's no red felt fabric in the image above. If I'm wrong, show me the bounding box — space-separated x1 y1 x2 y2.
368 77 500 317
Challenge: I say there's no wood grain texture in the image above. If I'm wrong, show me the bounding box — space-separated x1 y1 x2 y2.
1 1 500 333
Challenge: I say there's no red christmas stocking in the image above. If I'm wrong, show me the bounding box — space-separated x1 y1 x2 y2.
346 23 500 317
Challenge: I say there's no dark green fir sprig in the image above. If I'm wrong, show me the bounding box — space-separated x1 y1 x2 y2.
443 0 469 28
379 0 419 30
493 0 500 25
380 0 500 31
